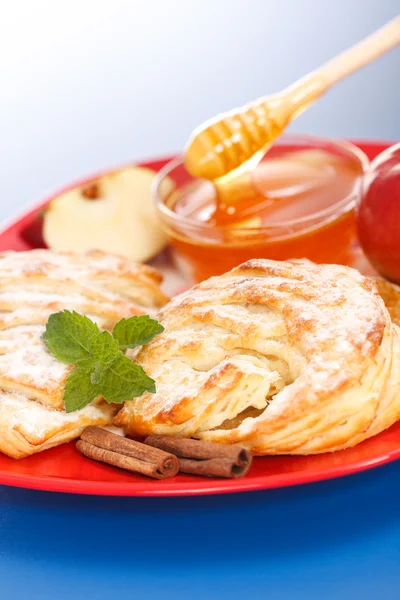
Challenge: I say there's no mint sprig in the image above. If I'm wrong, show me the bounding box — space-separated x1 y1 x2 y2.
112 315 164 350
43 310 100 365
43 311 163 413
63 368 100 413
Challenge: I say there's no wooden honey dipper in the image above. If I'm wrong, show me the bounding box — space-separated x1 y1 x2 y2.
184 17 400 183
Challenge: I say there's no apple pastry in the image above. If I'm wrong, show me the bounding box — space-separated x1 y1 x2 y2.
0 249 168 458
115 259 400 455
375 278 400 328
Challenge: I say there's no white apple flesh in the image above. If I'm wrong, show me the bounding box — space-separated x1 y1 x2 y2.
43 166 174 262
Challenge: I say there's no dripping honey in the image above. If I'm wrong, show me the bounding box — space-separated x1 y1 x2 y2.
185 76 326 181
155 138 368 282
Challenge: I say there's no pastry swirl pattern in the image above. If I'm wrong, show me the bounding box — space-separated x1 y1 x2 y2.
0 249 168 458
115 259 400 454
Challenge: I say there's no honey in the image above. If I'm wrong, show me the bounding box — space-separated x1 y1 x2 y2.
184 17 399 185
171 18 400 280
185 75 325 182
155 138 368 282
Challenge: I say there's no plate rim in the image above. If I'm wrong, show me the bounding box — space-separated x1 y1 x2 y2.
1 438 400 496
1 138 399 497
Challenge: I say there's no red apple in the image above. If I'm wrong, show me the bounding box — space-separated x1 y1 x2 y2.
356 143 400 284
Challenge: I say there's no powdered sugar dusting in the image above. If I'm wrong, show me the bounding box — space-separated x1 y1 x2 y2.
0 250 167 456
0 346 69 390
118 258 393 451
0 390 113 441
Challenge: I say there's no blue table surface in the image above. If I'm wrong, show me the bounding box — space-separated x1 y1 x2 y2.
1 460 399 600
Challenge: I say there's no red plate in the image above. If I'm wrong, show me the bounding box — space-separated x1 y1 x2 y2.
0 140 399 496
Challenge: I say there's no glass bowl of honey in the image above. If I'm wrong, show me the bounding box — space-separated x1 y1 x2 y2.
154 135 369 282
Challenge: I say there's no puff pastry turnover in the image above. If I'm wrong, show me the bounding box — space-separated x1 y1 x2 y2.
115 259 400 455
375 278 400 328
0 249 168 458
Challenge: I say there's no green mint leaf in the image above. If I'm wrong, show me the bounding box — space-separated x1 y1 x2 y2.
98 354 156 404
112 315 164 350
78 331 120 372
43 310 100 365
90 366 103 385
63 368 100 413
45 310 160 412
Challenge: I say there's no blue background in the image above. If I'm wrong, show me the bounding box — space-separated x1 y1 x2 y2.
1 1 400 598
1 462 400 599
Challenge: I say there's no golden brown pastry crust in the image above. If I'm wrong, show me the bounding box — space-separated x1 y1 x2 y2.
0 391 116 459
115 259 400 455
0 249 168 458
375 278 400 327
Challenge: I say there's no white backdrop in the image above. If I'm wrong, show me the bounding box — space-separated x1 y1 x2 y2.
0 0 399 222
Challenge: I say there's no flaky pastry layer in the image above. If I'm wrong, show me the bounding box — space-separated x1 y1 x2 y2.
0 249 168 458
115 259 400 455
0 391 116 459
375 278 400 327
0 249 168 410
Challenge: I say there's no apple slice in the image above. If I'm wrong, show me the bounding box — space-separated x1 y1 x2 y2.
43 166 174 262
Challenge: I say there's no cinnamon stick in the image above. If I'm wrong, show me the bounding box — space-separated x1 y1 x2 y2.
179 457 252 478
77 427 179 479
144 435 252 479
